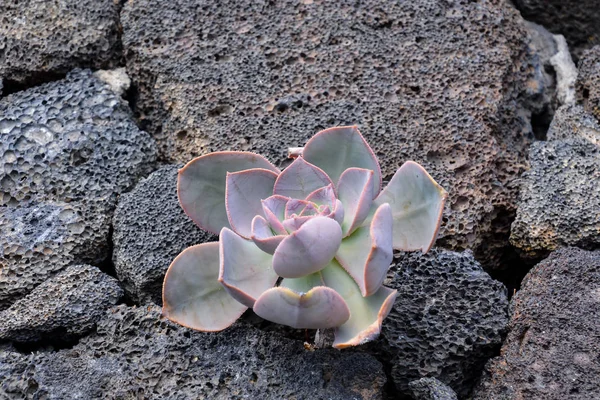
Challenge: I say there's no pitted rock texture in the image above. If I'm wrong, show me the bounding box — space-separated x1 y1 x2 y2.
547 104 600 144
0 264 122 342
0 201 109 310
122 0 541 267
0 305 386 400
0 0 121 85
510 137 600 258
513 0 600 61
113 165 215 304
0 69 156 308
0 69 156 207
383 249 508 397
409 378 458 400
473 248 600 399
577 46 600 121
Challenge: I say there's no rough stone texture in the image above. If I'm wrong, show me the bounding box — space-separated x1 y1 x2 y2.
0 69 157 309
577 46 600 121
513 0 600 61
113 165 215 304
0 265 122 342
0 201 109 310
0 305 386 399
382 249 508 397
547 104 600 144
0 0 121 85
473 247 600 399
409 378 458 400
0 69 156 207
122 0 544 268
510 137 600 258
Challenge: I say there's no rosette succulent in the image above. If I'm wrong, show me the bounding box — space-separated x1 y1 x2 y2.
163 126 447 348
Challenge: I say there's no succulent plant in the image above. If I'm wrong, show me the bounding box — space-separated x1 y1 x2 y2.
163 126 447 348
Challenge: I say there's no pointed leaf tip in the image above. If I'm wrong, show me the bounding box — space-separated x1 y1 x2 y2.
321 261 397 349
178 151 279 234
337 167 375 236
253 286 350 329
302 126 381 195
273 157 333 199
225 168 278 238
371 161 447 252
273 216 343 278
162 243 247 331
219 227 278 308
336 202 393 296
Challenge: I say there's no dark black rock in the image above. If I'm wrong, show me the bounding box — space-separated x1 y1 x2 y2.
409 378 458 400
382 249 508 397
122 0 544 268
473 247 600 399
0 69 156 309
513 0 600 61
113 165 215 304
0 305 386 399
0 0 121 85
510 137 600 258
0 265 123 342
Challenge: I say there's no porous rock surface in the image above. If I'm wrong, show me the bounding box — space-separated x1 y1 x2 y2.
473 247 600 399
382 249 508 397
0 201 109 310
512 0 600 61
113 165 215 304
0 0 121 85
0 69 156 308
577 46 600 121
409 378 458 400
0 264 123 342
547 104 600 144
510 136 600 258
122 0 543 267
0 305 386 399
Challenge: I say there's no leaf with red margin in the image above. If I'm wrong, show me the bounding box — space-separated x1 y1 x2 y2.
321 260 397 349
273 157 332 199
178 152 279 234
162 243 246 331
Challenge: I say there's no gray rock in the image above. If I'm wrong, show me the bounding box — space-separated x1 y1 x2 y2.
0 265 122 342
473 247 600 399
510 137 600 258
0 0 121 85
113 165 214 304
0 305 386 399
382 249 508 397
0 201 110 310
577 46 600 121
0 69 156 308
93 68 131 97
550 35 577 106
122 0 544 269
512 0 600 61
0 69 156 207
409 378 458 400
547 104 600 144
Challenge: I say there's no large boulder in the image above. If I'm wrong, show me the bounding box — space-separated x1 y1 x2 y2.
510 107 600 258
577 46 600 121
0 305 386 399
0 0 121 86
0 265 122 343
0 69 156 308
512 0 600 61
113 165 214 304
122 0 545 268
473 247 600 399
382 249 508 397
